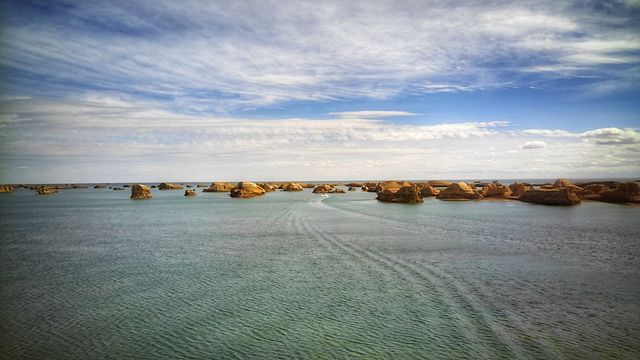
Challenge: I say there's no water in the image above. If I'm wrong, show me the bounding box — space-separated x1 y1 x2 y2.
1 188 639 359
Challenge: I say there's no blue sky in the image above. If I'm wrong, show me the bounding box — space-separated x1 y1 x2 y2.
1 0 639 182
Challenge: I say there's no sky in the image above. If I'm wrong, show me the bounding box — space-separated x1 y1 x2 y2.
1 0 639 183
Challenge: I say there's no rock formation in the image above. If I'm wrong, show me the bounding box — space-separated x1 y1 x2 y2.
230 182 266 198
417 183 439 197
158 182 183 190
518 189 581 205
0 185 14 193
113 187 125 191
36 186 58 195
348 186 356 191
362 182 379 192
597 182 640 204
93 184 108 189
346 182 363 188
184 189 197 197
312 184 334 193
282 183 304 191
429 180 453 188
130 184 152 200
333 188 346 193
509 183 531 197
480 183 512 197
552 179 583 193
202 182 235 192
259 183 276 192
376 181 423 203
436 182 481 200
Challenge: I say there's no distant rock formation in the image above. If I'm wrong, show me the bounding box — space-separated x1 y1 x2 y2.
509 183 531 197
429 180 453 188
0 185 14 193
259 183 276 192
93 184 108 189
376 181 423 203
312 184 334 193
348 186 356 191
184 189 197 197
552 179 583 193
302 183 315 189
158 182 183 190
202 182 234 192
436 182 481 200
282 183 304 191
346 182 363 188
519 189 581 205
333 188 346 193
113 187 125 191
130 184 152 200
230 182 266 198
123 184 130 188
480 183 512 197
598 182 640 204
416 183 439 197
36 186 58 195
362 182 379 192
576 184 609 199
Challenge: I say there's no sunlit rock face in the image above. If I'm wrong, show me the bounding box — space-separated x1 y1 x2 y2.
130 184 152 200
230 182 266 198
436 182 481 200
376 181 423 204
518 189 581 206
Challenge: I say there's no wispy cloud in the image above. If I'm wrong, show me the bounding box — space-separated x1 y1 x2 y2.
1 97 638 182
1 1 638 112
329 111 417 119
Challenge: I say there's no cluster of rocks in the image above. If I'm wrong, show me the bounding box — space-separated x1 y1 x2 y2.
312 184 346 194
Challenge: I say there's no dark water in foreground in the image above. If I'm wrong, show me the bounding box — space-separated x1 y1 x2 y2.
1 189 639 359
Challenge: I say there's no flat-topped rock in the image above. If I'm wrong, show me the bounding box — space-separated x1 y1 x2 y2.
519 189 580 205
598 182 640 204
282 183 304 191
436 182 481 200
376 181 423 203
230 182 266 198
130 184 152 200
480 183 512 197
202 182 234 192
312 184 334 193
184 189 197 197
158 182 183 190
0 185 14 193
259 183 276 192
429 180 453 187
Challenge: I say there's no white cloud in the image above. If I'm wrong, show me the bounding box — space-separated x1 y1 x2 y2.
522 129 579 137
1 97 638 183
581 127 640 145
520 141 547 149
329 111 417 119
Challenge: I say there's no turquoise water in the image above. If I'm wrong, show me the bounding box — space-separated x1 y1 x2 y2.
1 188 639 359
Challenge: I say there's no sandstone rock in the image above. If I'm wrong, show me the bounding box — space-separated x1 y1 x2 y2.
130 184 152 200
518 189 580 205
346 182 363 187
123 184 130 188
202 182 235 192
480 183 512 197
230 182 266 198
93 184 108 189
333 188 346 193
312 184 334 193
303 183 316 189
362 182 379 192
259 183 276 192
282 183 304 191
376 181 423 204
158 182 183 190
598 182 640 204
436 182 481 200
184 189 197 197
113 187 125 190
348 186 356 191
552 179 583 192
429 180 453 187
36 186 58 195
0 185 14 193
416 183 439 197
577 184 609 199
509 183 531 196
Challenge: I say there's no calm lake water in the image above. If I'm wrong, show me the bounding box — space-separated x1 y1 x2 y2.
1 188 639 359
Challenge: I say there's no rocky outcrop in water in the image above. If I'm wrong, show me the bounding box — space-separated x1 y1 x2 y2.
312 184 334 193
159 182 183 190
348 186 356 191
480 183 512 197
552 179 583 193
202 182 234 192
36 186 58 195
94 184 108 189
230 182 266 198
436 182 481 200
113 187 125 191
259 183 276 192
184 189 197 197
282 183 304 191
429 180 453 188
518 189 580 205
0 185 14 193
362 183 379 192
509 183 531 197
376 181 423 203
130 184 152 200
417 183 439 197
597 182 640 204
